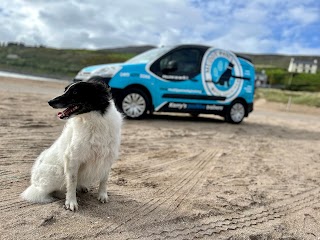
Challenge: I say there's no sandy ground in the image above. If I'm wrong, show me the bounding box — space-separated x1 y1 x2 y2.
0 77 320 240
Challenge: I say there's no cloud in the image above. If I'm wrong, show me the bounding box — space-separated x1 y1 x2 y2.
0 0 319 54
287 6 319 25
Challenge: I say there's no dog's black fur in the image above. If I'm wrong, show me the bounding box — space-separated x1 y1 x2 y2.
48 78 112 119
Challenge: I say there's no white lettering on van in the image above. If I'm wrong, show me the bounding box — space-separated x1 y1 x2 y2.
206 105 223 111
120 72 130 77
244 85 253 93
168 88 202 94
168 103 187 109
162 75 189 80
140 74 151 79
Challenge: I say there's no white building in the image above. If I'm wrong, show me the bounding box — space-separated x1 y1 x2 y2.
288 58 318 74
255 70 268 87
6 54 19 60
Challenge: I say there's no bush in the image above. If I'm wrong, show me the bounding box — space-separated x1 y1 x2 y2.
288 73 320 92
263 68 320 92
264 68 288 85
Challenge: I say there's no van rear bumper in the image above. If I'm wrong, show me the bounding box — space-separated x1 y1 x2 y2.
248 102 253 114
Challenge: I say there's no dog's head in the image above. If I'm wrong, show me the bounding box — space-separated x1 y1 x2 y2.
48 78 112 120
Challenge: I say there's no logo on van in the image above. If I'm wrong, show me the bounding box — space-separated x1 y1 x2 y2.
202 48 244 103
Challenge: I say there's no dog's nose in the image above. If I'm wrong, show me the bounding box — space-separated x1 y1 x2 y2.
48 99 54 106
48 97 64 109
48 99 59 108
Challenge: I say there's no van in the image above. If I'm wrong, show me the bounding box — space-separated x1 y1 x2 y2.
74 45 255 123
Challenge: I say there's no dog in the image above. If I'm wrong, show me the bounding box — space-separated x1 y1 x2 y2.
21 78 122 211
215 62 234 87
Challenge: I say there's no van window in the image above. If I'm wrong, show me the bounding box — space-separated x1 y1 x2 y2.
126 47 171 64
151 48 203 80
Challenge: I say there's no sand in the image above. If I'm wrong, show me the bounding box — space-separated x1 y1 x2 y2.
0 76 320 240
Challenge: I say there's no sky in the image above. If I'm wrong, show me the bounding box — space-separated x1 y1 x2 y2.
0 0 319 55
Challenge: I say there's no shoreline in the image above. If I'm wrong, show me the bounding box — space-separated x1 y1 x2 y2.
0 70 70 83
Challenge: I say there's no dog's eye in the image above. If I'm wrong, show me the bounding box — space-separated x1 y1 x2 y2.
73 91 77 95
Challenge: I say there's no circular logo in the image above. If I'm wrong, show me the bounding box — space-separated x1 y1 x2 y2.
202 48 243 103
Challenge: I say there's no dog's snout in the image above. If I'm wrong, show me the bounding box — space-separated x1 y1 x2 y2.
48 97 63 108
48 99 54 106
48 98 59 107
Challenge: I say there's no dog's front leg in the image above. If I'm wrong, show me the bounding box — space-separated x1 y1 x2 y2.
98 171 110 203
65 158 79 211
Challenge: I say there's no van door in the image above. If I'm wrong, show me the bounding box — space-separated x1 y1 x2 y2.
149 46 213 112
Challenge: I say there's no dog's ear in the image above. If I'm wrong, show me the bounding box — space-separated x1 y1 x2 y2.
87 77 111 90
87 77 112 100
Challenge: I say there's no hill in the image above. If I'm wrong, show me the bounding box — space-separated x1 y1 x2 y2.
0 44 318 81
101 45 155 54
238 53 319 70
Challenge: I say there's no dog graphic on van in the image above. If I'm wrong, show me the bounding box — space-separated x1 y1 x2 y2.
215 62 250 87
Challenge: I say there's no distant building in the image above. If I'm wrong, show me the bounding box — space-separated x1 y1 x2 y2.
288 58 318 74
6 54 19 59
7 42 25 47
255 70 268 87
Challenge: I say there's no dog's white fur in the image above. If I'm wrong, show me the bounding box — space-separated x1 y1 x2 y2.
21 101 122 211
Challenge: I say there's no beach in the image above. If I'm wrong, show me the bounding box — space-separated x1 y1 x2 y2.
0 76 320 240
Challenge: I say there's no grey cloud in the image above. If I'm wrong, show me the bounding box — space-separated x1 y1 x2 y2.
0 0 319 54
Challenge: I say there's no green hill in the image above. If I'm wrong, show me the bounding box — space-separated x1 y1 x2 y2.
238 53 319 70
0 45 138 80
0 44 319 91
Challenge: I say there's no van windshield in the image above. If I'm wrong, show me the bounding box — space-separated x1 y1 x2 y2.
126 47 171 64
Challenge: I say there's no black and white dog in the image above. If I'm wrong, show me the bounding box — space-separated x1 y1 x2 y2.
21 78 122 211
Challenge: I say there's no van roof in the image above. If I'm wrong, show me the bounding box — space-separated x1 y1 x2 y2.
171 44 252 63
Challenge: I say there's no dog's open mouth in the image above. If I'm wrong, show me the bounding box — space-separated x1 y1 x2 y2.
58 105 80 119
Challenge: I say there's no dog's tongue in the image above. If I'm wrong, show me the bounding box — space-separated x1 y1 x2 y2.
57 111 65 119
57 106 79 119
57 107 70 119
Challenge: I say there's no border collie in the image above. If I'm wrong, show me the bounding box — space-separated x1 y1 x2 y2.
21 78 122 211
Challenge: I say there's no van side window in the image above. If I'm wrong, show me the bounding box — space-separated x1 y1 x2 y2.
150 48 203 80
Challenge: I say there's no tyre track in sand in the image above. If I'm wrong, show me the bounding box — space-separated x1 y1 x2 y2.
0 199 35 212
0 169 30 189
0 169 33 212
96 150 222 236
130 187 320 240
117 151 203 182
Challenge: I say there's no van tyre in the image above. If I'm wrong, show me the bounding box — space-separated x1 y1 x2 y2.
225 100 246 124
120 89 149 119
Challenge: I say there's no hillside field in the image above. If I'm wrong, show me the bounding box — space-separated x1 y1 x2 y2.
0 44 319 91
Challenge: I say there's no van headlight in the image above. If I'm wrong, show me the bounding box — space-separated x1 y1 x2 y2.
74 65 122 82
92 65 122 78
74 70 91 81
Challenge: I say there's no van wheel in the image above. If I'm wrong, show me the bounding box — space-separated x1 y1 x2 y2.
225 101 246 124
121 89 149 119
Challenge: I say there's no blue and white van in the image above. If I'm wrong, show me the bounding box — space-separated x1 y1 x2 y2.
74 45 255 123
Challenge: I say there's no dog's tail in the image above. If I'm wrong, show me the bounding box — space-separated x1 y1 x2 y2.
21 185 54 203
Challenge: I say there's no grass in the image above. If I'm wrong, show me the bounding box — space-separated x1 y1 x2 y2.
0 45 135 79
255 88 320 108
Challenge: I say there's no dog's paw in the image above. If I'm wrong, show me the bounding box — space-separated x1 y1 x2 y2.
98 193 108 203
64 199 78 211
